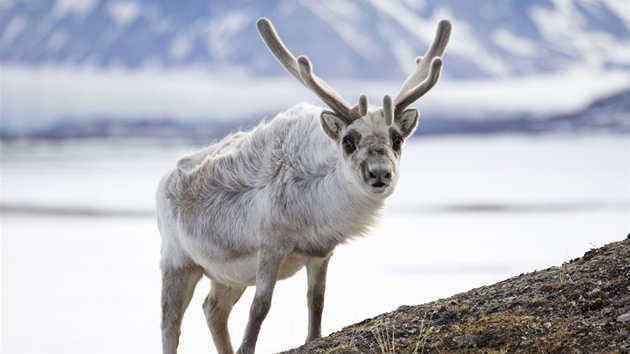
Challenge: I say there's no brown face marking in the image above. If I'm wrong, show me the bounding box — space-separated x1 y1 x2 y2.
342 129 362 155
361 133 389 157
344 129 362 144
389 127 404 156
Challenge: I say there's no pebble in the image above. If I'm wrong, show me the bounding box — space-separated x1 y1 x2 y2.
587 288 601 296
452 334 480 348
617 313 630 322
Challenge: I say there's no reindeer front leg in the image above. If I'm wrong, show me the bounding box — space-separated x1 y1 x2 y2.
305 254 332 342
237 242 288 354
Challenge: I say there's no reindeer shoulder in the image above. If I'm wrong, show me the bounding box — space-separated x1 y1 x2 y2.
174 103 331 179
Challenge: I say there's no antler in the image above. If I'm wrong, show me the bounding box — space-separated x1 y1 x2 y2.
393 19 451 117
257 18 368 122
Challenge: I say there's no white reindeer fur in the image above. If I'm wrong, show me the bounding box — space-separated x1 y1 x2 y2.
158 17 450 354
157 103 407 282
157 102 417 354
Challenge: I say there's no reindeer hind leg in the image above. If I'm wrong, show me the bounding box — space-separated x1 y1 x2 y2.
203 280 247 354
161 264 204 354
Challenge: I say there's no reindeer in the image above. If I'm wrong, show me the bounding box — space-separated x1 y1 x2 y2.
157 17 451 354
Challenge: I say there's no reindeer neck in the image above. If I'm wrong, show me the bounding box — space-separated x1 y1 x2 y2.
287 147 385 239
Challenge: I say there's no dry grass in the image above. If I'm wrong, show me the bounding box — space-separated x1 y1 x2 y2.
282 237 630 354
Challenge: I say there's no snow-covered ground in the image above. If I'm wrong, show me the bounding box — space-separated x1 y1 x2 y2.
1 135 628 353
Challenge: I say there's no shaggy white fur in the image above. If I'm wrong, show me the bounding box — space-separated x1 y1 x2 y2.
158 17 451 354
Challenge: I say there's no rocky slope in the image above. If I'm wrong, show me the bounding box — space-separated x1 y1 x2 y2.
283 236 630 353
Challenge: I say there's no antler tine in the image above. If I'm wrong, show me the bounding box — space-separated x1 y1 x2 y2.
356 94 368 117
297 56 354 119
383 95 394 126
257 18 366 121
393 19 451 116
256 18 303 85
394 58 443 116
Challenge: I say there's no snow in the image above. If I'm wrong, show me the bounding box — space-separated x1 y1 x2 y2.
301 0 379 59
1 15 27 46
366 0 444 76
366 0 437 44
492 28 539 57
367 0 513 77
169 34 193 61
444 13 511 77
602 0 630 24
425 68 629 118
48 28 70 52
106 1 141 27
52 0 98 20
2 0 628 136
3 0 627 81
0 65 312 132
1 63 628 133
530 0 629 67
2 135 628 354
203 11 253 59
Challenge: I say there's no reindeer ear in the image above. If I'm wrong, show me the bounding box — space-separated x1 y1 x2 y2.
396 109 420 138
320 110 347 140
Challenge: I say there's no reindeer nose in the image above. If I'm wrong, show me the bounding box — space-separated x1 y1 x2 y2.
366 163 392 188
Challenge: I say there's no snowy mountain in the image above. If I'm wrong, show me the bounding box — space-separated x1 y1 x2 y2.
6 88 625 140
1 0 628 136
2 0 628 79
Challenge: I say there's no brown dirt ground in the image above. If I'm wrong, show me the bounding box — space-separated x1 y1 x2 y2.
282 235 630 353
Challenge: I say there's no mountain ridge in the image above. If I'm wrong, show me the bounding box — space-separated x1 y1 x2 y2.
2 0 628 79
3 87 626 140
2 0 628 135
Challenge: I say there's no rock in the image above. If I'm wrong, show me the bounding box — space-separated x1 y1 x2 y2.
452 333 481 348
587 288 601 296
617 313 630 322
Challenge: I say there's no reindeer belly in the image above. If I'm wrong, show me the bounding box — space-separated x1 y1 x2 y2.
188 248 307 287
277 255 307 280
198 255 259 287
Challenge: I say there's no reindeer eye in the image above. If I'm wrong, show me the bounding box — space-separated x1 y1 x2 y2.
392 134 403 151
342 136 356 154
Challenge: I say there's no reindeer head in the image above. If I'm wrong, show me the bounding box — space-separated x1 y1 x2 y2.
257 18 451 198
